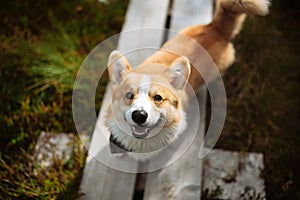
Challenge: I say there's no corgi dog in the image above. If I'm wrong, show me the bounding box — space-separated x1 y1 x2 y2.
105 0 269 156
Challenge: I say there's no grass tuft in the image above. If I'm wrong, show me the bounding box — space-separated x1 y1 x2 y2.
216 0 300 199
0 0 128 199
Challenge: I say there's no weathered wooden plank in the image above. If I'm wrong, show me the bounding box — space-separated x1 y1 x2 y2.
170 0 212 32
144 89 207 200
144 0 213 199
79 0 170 199
118 0 170 66
202 149 265 200
79 87 138 200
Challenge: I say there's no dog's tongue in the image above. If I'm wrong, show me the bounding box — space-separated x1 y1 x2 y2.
132 126 150 139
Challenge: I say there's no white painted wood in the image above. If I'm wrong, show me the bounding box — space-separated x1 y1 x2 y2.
144 0 213 199
79 0 170 199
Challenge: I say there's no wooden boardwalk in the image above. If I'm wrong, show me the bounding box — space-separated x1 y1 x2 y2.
79 0 212 199
79 0 266 199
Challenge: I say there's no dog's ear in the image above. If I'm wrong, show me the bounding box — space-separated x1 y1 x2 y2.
107 50 132 86
166 56 191 90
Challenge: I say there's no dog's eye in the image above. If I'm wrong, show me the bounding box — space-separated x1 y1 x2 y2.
153 95 163 102
125 92 134 100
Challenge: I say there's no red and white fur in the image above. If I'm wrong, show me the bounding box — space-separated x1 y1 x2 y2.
105 0 270 157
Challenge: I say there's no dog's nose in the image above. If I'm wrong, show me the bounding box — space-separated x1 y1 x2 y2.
132 110 148 124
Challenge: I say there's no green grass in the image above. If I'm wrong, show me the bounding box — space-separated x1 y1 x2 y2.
0 0 128 199
0 136 86 199
0 0 299 199
216 0 300 199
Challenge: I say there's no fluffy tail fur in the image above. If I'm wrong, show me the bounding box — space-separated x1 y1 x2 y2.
212 0 270 40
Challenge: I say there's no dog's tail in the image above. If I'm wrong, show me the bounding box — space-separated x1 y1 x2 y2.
212 0 270 40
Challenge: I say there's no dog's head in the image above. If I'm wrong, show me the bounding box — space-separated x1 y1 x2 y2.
106 51 191 153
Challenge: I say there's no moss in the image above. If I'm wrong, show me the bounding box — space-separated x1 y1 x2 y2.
216 0 300 199
0 0 128 199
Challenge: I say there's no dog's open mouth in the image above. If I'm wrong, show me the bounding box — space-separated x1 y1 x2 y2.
129 116 164 139
132 125 150 139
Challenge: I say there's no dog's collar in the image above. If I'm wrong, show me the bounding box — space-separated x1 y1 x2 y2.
109 135 132 154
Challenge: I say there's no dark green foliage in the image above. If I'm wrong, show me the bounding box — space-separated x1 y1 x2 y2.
216 0 300 199
0 0 128 149
1 0 299 199
0 0 128 199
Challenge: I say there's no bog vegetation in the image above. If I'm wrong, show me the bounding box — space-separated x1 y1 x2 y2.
0 0 299 199
0 0 128 199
